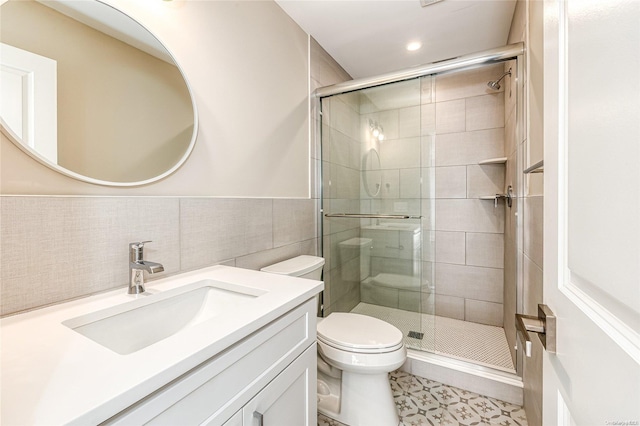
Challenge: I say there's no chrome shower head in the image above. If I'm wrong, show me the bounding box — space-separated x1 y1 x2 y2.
487 68 512 90
487 80 502 90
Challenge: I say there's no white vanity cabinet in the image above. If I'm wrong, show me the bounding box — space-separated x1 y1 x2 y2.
104 298 317 426
222 345 316 426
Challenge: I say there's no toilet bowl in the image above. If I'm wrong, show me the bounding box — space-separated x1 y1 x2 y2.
261 255 406 426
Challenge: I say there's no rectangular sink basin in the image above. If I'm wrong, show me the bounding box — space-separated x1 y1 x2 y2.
63 280 265 355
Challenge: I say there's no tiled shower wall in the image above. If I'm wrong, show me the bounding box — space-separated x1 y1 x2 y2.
0 37 350 317
430 65 507 327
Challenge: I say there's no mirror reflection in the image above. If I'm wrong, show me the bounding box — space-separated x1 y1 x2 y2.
0 0 196 184
362 148 381 197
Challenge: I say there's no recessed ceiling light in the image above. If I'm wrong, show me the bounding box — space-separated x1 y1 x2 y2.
406 41 422 51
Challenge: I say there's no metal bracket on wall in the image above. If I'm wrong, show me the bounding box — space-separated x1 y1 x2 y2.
515 304 556 357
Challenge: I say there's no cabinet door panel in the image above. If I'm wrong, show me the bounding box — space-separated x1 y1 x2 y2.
220 410 242 426
242 344 316 426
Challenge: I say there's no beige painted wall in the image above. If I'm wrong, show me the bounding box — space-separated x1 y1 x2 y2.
1 0 193 183
0 34 347 317
0 0 310 197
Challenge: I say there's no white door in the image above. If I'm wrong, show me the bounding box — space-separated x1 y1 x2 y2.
0 43 57 163
543 0 640 424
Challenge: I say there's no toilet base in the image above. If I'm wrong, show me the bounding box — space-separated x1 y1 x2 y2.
317 370 400 426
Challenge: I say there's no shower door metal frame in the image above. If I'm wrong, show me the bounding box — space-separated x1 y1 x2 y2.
315 42 526 378
315 43 524 98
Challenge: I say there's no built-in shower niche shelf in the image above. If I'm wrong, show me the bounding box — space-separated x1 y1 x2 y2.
478 157 507 165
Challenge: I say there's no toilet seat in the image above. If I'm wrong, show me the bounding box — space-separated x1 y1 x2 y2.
317 313 404 354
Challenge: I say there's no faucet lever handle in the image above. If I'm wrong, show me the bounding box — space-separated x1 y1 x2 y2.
130 240 152 249
129 240 152 262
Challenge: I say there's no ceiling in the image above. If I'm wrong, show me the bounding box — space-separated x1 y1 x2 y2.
275 0 517 80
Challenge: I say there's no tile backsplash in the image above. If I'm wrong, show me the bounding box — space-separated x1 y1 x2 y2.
0 196 317 316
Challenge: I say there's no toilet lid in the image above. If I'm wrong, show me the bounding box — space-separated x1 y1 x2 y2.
317 313 403 352
260 255 324 277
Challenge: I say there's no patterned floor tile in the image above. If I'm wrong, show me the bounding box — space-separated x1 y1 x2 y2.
318 412 347 426
318 370 528 426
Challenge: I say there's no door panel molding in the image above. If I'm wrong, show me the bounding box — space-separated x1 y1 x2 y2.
554 0 640 366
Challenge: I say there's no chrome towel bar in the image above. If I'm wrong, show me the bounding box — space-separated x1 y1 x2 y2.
324 213 422 220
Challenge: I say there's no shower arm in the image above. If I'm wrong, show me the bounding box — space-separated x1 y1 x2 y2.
493 69 512 85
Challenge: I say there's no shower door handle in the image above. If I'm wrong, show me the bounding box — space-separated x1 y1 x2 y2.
515 304 556 357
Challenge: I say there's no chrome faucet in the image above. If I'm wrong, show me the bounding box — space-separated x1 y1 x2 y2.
128 241 164 294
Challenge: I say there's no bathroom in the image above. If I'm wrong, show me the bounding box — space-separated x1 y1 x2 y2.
1 0 638 425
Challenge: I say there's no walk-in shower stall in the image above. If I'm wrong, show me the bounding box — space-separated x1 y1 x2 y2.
318 44 524 378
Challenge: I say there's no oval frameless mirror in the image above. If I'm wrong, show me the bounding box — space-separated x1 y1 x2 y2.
0 0 197 186
362 148 381 197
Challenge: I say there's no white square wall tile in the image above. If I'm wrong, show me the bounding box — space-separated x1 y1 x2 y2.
180 198 273 271
466 165 505 199
329 129 351 168
436 199 504 233
400 168 421 199
235 243 302 271
523 253 544 316
523 196 543 268
381 169 400 199
420 75 434 104
435 263 503 303
435 63 505 102
377 109 400 140
421 103 436 136
435 99 465 134
465 299 504 326
435 128 504 167
273 199 317 248
466 233 504 268
435 231 466 265
420 168 435 199
466 94 505 131
435 294 465 320
421 134 435 168
399 106 421 138
330 97 360 140
435 166 466 199
422 231 436 262
379 137 421 169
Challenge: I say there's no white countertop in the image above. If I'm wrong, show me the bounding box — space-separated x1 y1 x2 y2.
0 266 323 425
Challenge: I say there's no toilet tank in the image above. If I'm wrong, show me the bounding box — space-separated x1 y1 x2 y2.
338 237 372 281
260 255 325 280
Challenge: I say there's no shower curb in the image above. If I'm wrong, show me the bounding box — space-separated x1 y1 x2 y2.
401 349 524 405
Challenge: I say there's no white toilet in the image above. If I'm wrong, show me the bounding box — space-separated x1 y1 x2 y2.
261 255 406 426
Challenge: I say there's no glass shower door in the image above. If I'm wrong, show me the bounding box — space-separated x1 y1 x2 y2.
320 78 435 352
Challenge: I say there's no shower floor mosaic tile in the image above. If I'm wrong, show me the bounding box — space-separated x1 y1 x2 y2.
350 303 515 372
317 370 528 426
